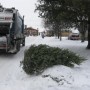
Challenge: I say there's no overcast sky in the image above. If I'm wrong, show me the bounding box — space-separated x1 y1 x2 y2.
0 0 44 31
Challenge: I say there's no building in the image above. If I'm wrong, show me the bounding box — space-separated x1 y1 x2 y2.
25 27 38 36
45 29 71 37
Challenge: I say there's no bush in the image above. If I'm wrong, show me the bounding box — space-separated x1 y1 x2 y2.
22 44 85 75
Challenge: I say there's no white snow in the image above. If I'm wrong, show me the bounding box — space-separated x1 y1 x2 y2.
71 28 79 34
0 36 90 90
0 36 6 42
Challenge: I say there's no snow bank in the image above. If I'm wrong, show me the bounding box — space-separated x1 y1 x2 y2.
0 36 90 90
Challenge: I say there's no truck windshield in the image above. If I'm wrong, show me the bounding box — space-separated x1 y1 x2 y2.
0 23 10 36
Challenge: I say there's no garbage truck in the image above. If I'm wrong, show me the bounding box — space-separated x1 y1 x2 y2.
0 4 25 53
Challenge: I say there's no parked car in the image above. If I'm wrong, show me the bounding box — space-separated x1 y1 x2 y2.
68 33 80 40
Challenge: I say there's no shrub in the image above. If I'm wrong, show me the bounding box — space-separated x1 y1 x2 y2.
22 44 85 75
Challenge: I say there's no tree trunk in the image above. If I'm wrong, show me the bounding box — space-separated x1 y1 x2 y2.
81 32 85 42
81 22 86 42
87 19 90 49
80 22 86 42
60 29 62 41
57 28 59 39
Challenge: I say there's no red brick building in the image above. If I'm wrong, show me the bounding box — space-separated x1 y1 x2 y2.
25 27 38 36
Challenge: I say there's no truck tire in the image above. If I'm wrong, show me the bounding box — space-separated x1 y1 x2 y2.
22 37 25 46
16 40 20 51
11 40 20 54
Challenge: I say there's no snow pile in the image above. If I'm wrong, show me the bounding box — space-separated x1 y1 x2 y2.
42 65 74 86
0 36 90 90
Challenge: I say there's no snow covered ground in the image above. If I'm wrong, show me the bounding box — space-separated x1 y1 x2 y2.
0 36 90 90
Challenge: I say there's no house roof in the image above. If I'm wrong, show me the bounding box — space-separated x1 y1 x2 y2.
26 27 38 31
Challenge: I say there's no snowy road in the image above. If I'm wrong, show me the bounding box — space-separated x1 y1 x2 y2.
0 36 90 90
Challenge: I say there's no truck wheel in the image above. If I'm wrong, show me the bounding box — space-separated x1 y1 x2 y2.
11 41 20 54
22 38 25 46
16 40 20 52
